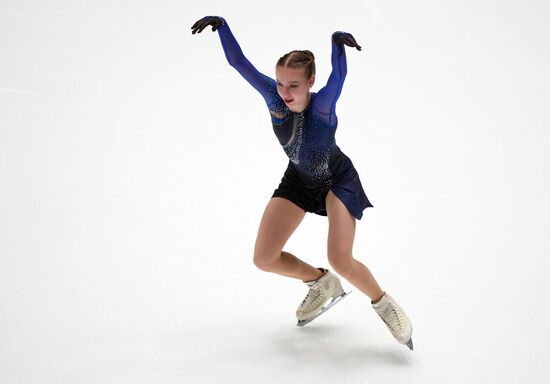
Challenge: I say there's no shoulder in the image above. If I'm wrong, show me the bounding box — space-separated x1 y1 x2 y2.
269 96 290 124
311 92 329 115
270 110 286 119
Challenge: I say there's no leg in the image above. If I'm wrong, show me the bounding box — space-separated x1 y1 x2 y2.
325 190 384 302
254 197 323 281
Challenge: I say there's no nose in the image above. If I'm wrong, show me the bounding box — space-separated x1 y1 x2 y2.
280 89 291 99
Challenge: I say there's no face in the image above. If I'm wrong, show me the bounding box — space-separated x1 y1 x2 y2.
275 66 315 113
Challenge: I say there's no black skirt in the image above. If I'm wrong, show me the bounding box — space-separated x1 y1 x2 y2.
271 152 373 220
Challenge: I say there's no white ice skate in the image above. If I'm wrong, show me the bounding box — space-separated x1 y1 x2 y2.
296 269 351 327
372 292 414 350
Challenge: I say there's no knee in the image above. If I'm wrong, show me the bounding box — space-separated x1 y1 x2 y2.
327 251 354 277
253 250 280 272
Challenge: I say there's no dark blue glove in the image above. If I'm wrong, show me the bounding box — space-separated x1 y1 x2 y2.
332 32 362 56
191 16 224 34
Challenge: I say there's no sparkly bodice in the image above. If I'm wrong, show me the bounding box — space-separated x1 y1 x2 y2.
216 17 348 185
268 92 343 184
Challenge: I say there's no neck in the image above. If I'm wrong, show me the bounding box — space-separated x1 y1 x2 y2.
305 91 311 105
292 92 312 113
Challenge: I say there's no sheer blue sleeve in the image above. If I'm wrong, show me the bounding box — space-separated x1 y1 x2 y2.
313 32 348 124
216 17 278 107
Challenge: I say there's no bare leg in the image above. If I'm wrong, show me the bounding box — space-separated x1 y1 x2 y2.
254 197 323 282
338 259 385 303
325 191 385 303
269 251 323 281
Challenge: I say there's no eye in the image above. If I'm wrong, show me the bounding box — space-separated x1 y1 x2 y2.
277 83 298 88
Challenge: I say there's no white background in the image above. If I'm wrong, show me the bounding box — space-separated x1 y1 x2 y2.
1 0 549 383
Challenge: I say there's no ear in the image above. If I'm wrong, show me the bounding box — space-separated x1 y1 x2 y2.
309 75 315 87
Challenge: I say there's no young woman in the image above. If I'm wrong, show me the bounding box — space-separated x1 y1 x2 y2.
191 16 413 350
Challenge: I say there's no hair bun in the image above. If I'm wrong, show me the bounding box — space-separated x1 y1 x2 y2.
302 50 315 60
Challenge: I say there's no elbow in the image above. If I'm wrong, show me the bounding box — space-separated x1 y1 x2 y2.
226 56 242 69
338 67 347 80
223 52 240 68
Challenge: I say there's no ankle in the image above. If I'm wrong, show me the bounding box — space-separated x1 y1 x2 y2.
371 291 385 304
303 267 327 283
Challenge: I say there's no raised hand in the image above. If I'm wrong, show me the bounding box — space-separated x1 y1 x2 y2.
332 32 362 56
191 16 224 34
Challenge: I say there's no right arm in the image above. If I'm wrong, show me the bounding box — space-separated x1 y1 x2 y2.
192 16 276 106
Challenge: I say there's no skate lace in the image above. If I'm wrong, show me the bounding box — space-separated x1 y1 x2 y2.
300 282 324 311
381 303 403 332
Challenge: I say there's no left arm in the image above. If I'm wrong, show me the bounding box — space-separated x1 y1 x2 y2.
314 32 362 119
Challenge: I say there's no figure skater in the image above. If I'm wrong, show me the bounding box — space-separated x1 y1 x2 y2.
191 16 413 350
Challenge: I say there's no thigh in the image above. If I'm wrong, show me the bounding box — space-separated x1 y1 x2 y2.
254 197 307 257
326 190 356 257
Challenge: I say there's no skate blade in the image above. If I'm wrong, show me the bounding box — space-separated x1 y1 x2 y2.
405 338 414 350
296 291 351 327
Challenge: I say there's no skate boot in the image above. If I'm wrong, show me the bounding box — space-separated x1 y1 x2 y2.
296 268 350 326
372 292 414 350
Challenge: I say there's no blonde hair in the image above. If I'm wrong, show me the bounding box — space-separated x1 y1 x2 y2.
276 50 316 79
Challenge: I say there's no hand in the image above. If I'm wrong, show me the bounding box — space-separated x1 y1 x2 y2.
332 32 362 56
191 16 224 34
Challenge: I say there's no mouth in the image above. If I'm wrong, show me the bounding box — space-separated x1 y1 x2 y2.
284 98 294 104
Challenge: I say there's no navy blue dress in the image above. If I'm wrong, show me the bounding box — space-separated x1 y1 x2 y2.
216 17 373 220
